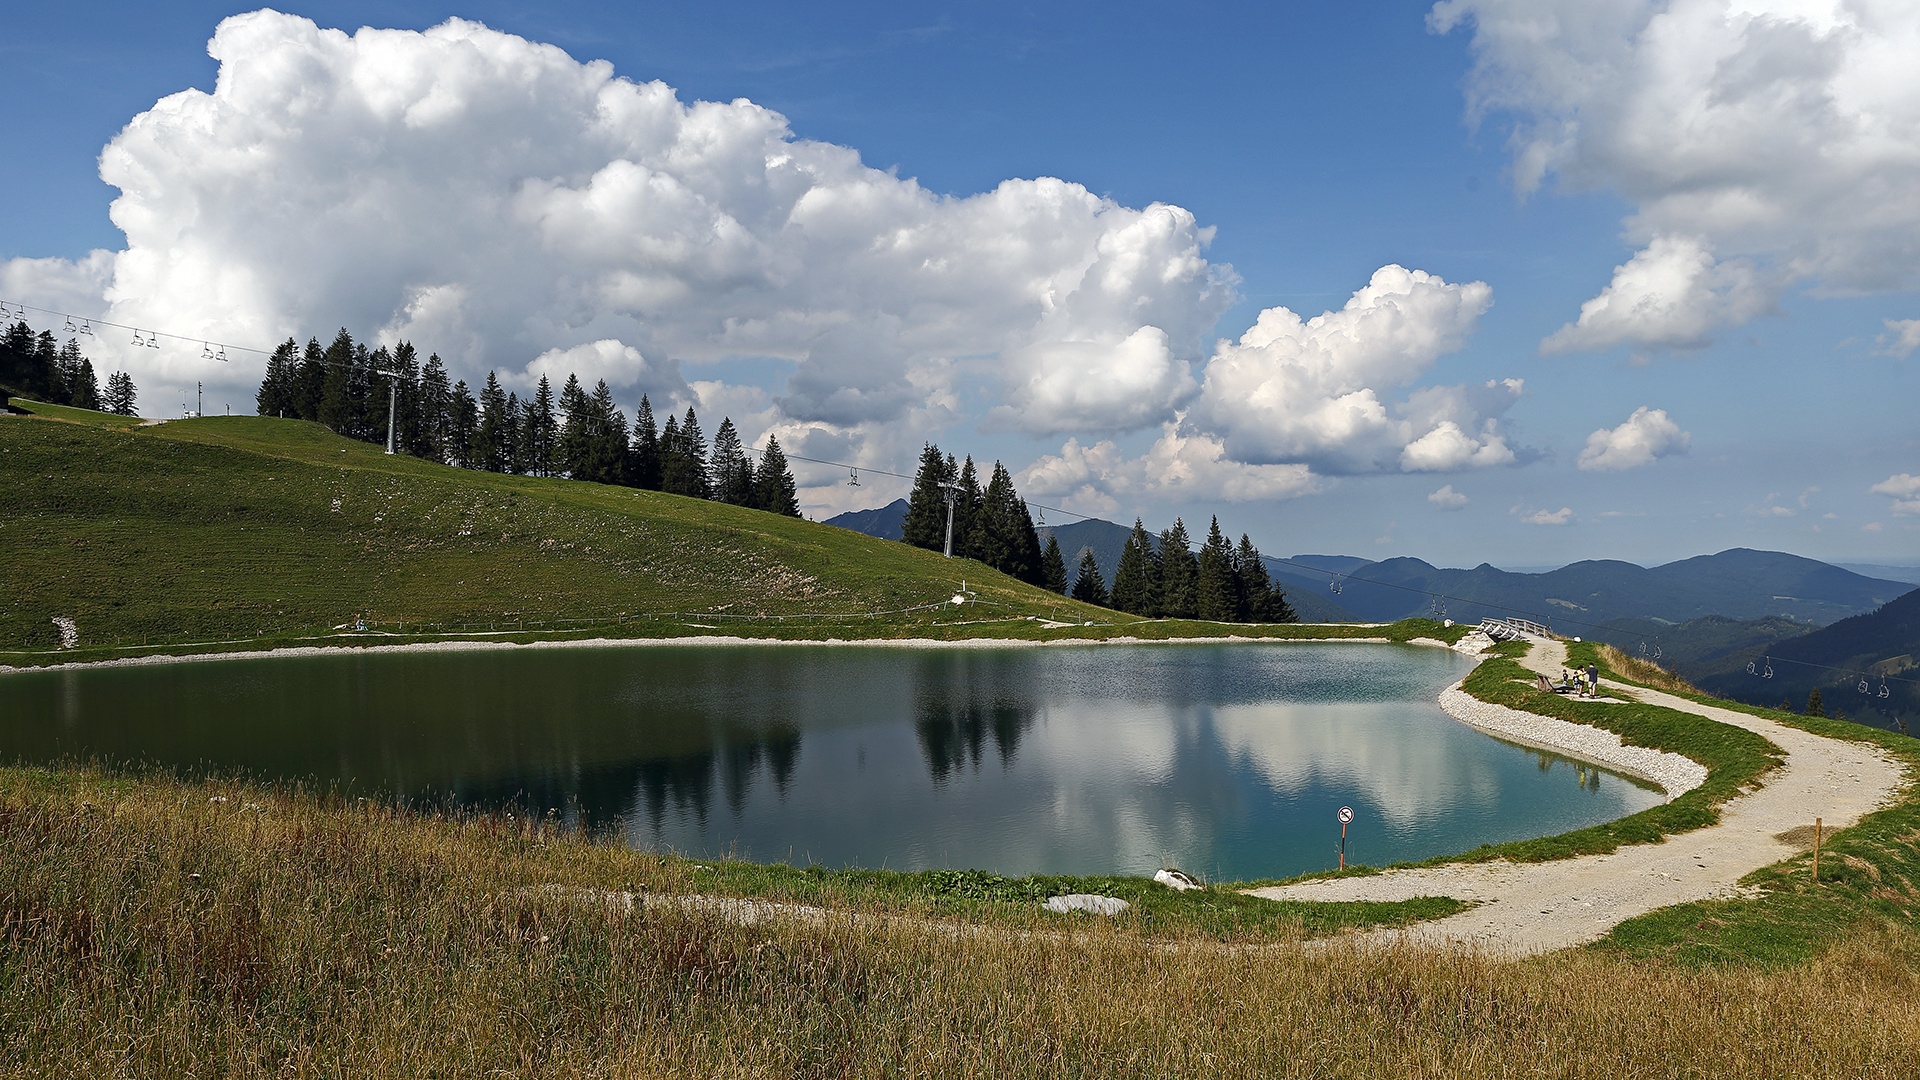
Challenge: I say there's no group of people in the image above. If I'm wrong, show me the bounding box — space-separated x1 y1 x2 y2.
1559 664 1602 698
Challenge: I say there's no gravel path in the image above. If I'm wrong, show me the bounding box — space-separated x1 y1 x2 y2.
1245 636 1907 956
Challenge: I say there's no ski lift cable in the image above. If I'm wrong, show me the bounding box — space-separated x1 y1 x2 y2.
1 297 269 358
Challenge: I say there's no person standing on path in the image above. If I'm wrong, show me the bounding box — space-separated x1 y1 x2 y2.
1586 663 1599 698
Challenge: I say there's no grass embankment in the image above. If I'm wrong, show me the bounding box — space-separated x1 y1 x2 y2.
7 765 1920 1077
1553 642 1920 968
3 399 1462 664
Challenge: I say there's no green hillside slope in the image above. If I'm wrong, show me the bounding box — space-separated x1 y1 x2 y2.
2 400 1127 655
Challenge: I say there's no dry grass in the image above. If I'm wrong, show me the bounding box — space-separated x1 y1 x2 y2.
6 767 1920 1078
1598 643 1703 696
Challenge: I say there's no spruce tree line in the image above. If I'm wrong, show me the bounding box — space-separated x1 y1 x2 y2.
898 443 1047 588
252 328 799 515
0 320 134 415
898 441 1295 622
1102 516 1297 623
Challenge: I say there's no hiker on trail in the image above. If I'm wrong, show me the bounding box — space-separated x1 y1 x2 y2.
1586 664 1599 697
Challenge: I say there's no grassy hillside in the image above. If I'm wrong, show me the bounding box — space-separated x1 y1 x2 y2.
2 400 1433 663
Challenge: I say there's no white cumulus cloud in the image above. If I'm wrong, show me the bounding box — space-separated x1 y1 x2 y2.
1517 506 1574 526
3 9 1230 440
1433 0 1920 352
1017 425 1319 514
1188 265 1515 474
1576 405 1691 471
1878 319 1920 359
1870 473 1920 516
1428 484 1469 510
1541 236 1776 354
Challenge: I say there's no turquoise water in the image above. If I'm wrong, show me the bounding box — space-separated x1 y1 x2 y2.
0 641 1661 880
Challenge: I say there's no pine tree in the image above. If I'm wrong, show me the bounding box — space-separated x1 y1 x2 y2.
416 353 451 462
711 417 753 504
104 370 137 416
1196 516 1243 621
35 332 61 403
558 374 589 476
294 338 325 421
1110 519 1157 616
1041 534 1068 594
503 391 524 472
572 380 626 484
522 376 557 476
446 380 479 468
663 407 710 497
753 435 800 516
1236 535 1296 623
352 345 387 443
1806 688 1825 719
257 339 296 417
64 345 100 412
966 462 1043 584
474 371 510 471
316 329 355 433
1155 519 1198 619
390 342 422 455
901 443 955 552
951 456 982 561
629 394 661 490
1070 548 1109 607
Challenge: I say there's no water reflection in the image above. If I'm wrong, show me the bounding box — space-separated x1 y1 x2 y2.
0 642 1663 880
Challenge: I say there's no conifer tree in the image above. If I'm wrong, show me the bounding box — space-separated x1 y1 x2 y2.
257 339 297 417
446 380 478 468
573 380 626 484
629 394 661 490
34 332 59 401
1806 688 1825 718
503 391 524 473
1109 518 1157 615
558 374 589 475
951 456 982 561
474 371 510 471
105 370 137 416
68 355 100 412
295 337 326 421
966 462 1043 584
901 443 955 552
1041 534 1068 594
753 435 801 516
390 342 422 454
711 417 753 504
1196 516 1244 621
317 329 355 432
1070 548 1109 607
1236 534 1296 623
1155 518 1198 619
663 407 711 497
417 353 451 462
523 375 557 476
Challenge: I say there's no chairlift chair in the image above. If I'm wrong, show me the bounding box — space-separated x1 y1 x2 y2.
847 467 860 487
63 316 76 332
79 320 92 336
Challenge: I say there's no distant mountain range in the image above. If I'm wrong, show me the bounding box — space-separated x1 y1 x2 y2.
823 503 1909 632
1688 589 1920 733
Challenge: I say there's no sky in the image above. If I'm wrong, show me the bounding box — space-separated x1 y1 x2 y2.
3 1 1917 570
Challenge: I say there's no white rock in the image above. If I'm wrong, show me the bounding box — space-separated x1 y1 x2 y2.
1154 869 1201 892
1042 893 1131 916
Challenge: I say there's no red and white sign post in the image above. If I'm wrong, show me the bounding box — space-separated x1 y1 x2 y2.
1338 805 1354 869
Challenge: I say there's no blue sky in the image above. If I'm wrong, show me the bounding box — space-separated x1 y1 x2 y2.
4 1 1916 569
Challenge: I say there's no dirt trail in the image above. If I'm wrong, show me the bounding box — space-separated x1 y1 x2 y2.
1245 636 1907 956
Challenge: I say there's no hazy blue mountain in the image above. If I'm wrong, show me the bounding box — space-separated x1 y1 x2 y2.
1265 549 1908 630
1838 563 1920 586
824 498 908 542
1694 587 1920 734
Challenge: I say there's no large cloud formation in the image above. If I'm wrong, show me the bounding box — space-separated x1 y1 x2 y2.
1432 0 1920 353
1020 266 1528 506
7 10 1229 443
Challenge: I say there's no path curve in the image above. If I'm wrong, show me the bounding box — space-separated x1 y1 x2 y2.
1245 636 1907 956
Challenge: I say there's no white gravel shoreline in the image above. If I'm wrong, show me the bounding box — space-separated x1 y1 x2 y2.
0 629 1417 676
1436 682 1709 800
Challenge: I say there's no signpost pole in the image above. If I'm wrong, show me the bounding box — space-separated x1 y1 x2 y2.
1337 805 1353 870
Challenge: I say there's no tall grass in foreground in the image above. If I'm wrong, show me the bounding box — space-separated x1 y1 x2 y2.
1596 643 1703 696
5 769 1919 1078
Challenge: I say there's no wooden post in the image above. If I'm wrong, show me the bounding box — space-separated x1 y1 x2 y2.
1813 818 1822 883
